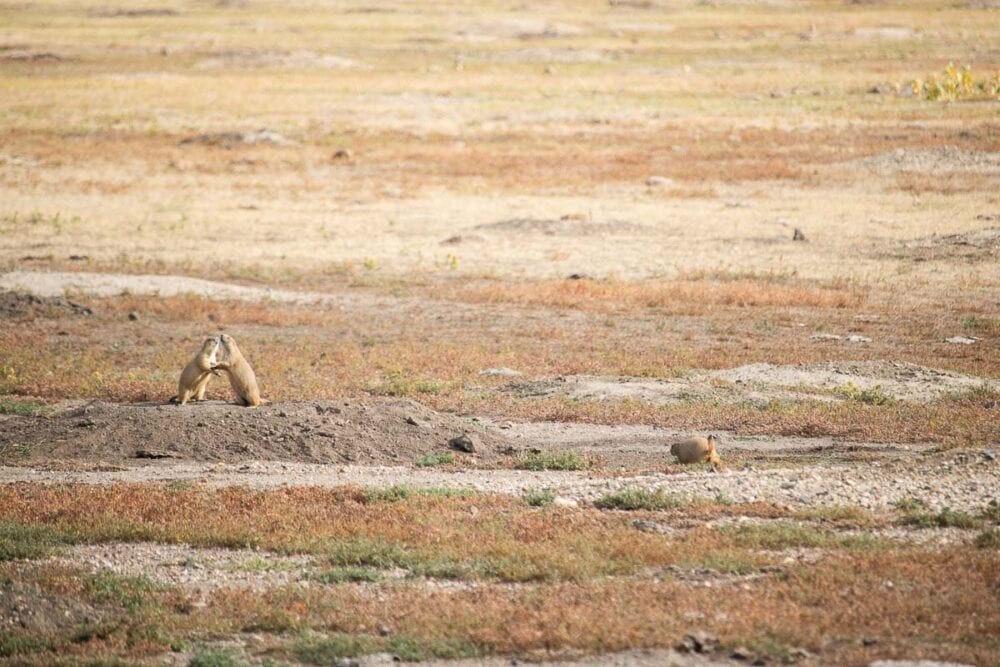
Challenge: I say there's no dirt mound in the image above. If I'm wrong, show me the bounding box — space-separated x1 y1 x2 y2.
0 399 514 465
894 227 1000 262
476 217 647 236
0 290 93 319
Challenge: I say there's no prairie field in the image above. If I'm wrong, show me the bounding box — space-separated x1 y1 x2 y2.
0 1 998 666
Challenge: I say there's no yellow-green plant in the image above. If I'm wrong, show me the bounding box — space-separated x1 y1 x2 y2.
911 63 1000 101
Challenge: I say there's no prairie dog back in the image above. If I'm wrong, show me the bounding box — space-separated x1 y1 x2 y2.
173 337 220 405
215 333 262 407
670 435 722 465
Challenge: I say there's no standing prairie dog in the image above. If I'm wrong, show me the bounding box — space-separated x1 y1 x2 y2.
212 333 262 407
172 337 220 405
670 435 722 466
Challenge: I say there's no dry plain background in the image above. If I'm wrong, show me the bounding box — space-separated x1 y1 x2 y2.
1 0 999 666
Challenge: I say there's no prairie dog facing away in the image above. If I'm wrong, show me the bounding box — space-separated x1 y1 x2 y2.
172 337 220 405
212 333 262 407
670 435 722 466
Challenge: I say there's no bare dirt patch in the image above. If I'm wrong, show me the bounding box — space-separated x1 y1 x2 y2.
849 147 1000 175
892 226 1000 262
475 216 648 236
0 290 93 318
501 361 990 406
0 399 513 465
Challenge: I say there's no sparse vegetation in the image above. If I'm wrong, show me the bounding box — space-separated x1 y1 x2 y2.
911 64 1000 101
0 521 68 560
900 507 983 530
2 1 998 664
594 488 684 511
840 382 894 406
515 451 589 471
415 451 455 467
524 490 556 507
0 398 44 415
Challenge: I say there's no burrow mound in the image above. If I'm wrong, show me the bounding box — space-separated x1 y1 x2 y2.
0 399 514 465
0 290 93 319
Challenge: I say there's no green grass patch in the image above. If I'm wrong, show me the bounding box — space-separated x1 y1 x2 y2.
515 451 588 471
0 521 69 560
371 371 447 396
311 566 384 584
414 451 454 467
0 398 45 415
900 507 983 530
188 648 246 667
81 571 160 611
594 488 684 511
360 485 472 503
719 522 886 551
295 633 481 663
523 489 556 507
0 633 53 658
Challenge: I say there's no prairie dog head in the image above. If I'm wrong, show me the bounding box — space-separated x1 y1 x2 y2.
707 435 722 465
219 333 240 358
201 337 220 362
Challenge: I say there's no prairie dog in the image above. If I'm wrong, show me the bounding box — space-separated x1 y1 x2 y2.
172 337 220 405
212 333 262 407
670 435 722 466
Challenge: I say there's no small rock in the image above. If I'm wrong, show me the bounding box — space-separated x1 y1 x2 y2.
646 175 675 187
498 421 514 429
449 433 479 453
332 148 353 160
982 449 997 462
134 449 181 459
677 631 718 654
846 334 871 343
552 496 578 508
479 367 522 377
810 333 841 341
792 227 807 241
567 272 590 280
405 415 425 427
731 647 753 661
127 311 140 321
945 336 977 345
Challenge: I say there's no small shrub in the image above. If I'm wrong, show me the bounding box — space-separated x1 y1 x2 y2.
524 489 556 507
371 371 446 396
515 451 589 471
324 538 410 569
415 452 454 467
362 485 414 503
594 488 683 511
840 382 894 406
974 528 1000 549
82 571 159 611
893 497 928 513
981 500 1000 523
911 63 1000 101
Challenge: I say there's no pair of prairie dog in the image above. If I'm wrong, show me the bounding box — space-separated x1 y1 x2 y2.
671 435 722 467
173 334 262 407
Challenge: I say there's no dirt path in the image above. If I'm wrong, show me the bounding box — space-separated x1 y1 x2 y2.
2 450 996 511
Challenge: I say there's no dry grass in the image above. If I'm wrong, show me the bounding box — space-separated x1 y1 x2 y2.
3 544 998 665
0 483 797 583
445 276 865 312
